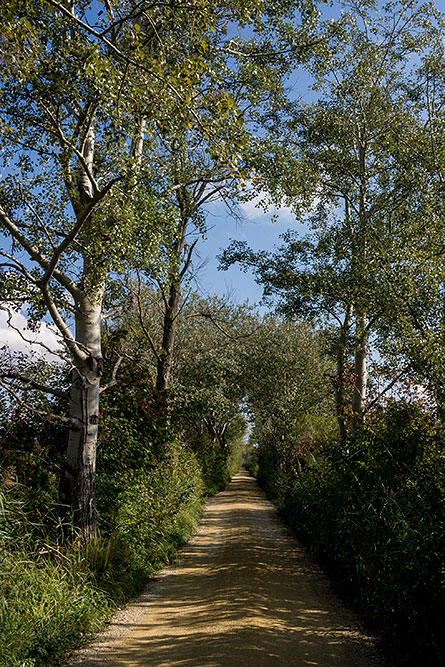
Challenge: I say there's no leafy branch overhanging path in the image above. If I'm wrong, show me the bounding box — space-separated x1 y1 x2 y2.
71 470 384 666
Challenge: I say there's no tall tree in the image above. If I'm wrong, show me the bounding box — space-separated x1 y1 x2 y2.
0 0 322 541
128 0 324 397
221 0 444 435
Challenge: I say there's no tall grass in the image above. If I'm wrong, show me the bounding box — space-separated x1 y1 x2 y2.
0 443 205 666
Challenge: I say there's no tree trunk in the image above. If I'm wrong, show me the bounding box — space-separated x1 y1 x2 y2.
59 293 103 544
156 280 182 393
203 416 228 452
351 131 369 433
334 304 353 441
156 212 189 394
352 311 368 430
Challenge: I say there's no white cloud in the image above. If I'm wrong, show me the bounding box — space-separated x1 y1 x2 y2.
238 188 295 224
0 308 65 362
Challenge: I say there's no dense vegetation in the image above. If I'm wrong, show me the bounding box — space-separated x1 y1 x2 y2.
0 297 248 665
0 0 444 665
247 402 445 666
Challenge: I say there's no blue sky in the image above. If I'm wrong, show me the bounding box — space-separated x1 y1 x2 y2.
193 63 317 308
2 0 441 357
194 196 304 308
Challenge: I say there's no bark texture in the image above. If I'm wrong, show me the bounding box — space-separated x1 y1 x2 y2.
352 311 368 427
60 294 103 543
334 304 353 441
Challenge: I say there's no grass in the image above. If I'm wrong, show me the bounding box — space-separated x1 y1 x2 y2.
0 446 206 666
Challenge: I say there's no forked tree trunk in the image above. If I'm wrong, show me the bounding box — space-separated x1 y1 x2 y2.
203 416 229 452
59 292 103 544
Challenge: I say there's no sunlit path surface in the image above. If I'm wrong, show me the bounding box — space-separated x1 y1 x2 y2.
72 469 383 667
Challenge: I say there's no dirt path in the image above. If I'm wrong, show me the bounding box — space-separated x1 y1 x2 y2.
71 469 384 667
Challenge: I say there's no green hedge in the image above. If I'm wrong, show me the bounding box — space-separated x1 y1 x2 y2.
257 403 445 666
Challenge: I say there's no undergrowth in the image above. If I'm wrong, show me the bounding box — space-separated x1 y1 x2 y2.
254 402 445 666
0 443 205 666
0 364 244 666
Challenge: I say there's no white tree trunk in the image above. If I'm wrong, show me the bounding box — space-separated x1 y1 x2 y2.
60 291 103 543
352 311 368 428
334 303 353 441
350 131 369 432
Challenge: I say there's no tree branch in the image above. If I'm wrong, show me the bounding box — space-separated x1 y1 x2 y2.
39 283 86 365
0 378 80 428
364 369 408 414
0 305 72 364
179 239 198 278
0 205 83 300
43 0 228 158
186 310 255 339
0 371 68 399
99 354 124 393
39 175 122 288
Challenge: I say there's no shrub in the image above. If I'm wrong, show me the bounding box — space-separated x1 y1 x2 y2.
109 443 204 574
257 402 445 666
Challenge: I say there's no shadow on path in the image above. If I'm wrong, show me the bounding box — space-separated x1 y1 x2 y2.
72 469 384 667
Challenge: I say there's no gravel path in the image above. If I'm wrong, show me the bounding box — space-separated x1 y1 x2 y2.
69 468 385 667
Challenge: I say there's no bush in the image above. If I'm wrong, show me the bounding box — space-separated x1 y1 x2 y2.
109 443 204 574
0 486 110 666
189 430 244 496
1 437 205 665
257 402 445 666
0 547 110 667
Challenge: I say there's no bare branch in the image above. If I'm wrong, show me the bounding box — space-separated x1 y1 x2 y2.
39 283 86 365
102 305 125 321
132 279 162 362
99 355 124 393
186 310 256 340
0 253 39 285
0 378 80 428
0 371 68 399
0 305 72 364
0 205 83 300
179 239 198 279
364 369 408 414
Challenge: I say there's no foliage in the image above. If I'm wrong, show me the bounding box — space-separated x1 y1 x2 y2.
190 425 245 496
221 0 445 429
245 317 335 499
263 403 445 666
172 295 252 445
0 414 66 496
0 438 205 665
0 0 320 539
97 363 170 473
109 444 204 575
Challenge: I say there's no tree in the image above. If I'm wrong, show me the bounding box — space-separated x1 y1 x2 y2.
127 0 325 397
243 316 334 498
0 0 323 541
0 0 235 540
372 28 445 415
221 0 444 435
172 294 253 452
